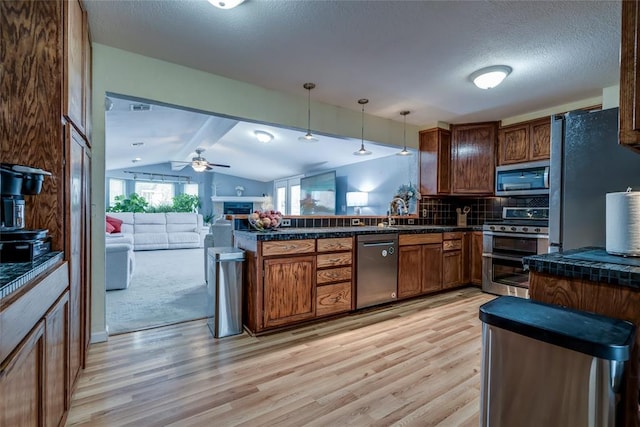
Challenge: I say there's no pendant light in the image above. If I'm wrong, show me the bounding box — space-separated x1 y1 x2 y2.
396 110 412 156
354 98 372 156
298 82 318 142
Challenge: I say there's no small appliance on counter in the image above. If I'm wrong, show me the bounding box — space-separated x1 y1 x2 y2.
0 163 52 262
606 190 640 257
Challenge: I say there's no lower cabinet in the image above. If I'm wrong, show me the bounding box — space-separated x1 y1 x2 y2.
442 233 463 289
398 234 443 298
263 256 316 329
317 282 351 317
316 238 353 318
45 291 69 427
471 231 483 286
0 321 46 427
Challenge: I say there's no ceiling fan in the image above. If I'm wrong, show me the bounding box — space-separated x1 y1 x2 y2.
173 148 230 172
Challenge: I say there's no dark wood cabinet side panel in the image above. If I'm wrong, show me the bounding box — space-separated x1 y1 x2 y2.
528 272 583 308
438 130 452 194
471 232 483 286
620 0 640 147
1 0 64 251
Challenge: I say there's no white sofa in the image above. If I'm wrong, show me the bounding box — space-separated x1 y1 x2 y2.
106 212 209 251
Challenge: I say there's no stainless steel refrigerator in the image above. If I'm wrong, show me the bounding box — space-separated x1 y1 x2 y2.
549 107 640 252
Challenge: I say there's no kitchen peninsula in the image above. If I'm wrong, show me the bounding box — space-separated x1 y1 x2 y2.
523 248 640 427
234 224 482 335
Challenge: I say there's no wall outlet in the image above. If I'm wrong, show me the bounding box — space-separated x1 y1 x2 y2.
281 218 291 227
351 218 361 226
407 218 415 224
422 208 428 218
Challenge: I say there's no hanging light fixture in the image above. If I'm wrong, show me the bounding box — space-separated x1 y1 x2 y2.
397 110 412 156
298 82 318 142
354 98 372 156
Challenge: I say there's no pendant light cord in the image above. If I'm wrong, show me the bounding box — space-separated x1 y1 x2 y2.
361 103 365 148
307 86 311 133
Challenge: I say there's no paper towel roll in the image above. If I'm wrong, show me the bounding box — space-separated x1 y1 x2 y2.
606 192 640 256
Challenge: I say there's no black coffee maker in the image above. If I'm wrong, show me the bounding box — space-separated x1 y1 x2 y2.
1 164 52 262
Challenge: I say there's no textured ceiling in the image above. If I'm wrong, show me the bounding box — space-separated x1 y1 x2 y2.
88 0 622 180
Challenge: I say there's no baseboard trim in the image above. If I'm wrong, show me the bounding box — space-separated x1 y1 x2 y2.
90 329 109 343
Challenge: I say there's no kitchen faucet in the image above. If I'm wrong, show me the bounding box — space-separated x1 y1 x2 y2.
388 197 408 225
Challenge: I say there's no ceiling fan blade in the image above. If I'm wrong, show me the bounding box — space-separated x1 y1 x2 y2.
206 162 230 168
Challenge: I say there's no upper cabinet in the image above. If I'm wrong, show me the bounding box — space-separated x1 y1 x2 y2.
620 0 640 150
450 122 498 195
64 0 89 139
498 117 550 165
419 127 451 196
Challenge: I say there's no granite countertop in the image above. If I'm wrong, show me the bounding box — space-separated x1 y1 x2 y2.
523 247 640 288
234 225 480 241
0 251 64 300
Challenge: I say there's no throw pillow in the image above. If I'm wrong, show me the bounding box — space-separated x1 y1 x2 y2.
106 215 123 233
106 221 116 234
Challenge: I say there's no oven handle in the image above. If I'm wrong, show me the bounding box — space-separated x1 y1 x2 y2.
483 231 549 239
482 253 527 263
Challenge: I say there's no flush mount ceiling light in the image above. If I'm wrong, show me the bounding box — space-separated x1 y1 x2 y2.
298 82 318 142
397 110 412 156
207 0 244 9
470 65 512 89
254 130 274 143
354 99 372 156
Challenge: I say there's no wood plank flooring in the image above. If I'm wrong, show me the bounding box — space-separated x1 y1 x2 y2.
66 287 495 426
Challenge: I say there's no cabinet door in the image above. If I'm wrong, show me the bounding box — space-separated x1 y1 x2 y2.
422 244 442 293
398 245 423 298
64 0 86 134
83 149 92 361
471 231 483 286
620 0 640 148
419 128 451 196
529 118 551 160
67 126 88 390
0 321 46 427
498 124 529 165
451 122 497 195
263 256 316 328
442 251 462 289
316 282 351 317
45 292 69 427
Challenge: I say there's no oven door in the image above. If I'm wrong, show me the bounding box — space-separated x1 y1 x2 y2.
483 253 530 291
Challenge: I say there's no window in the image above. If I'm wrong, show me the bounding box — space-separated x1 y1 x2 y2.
184 183 199 196
274 176 301 215
134 181 174 207
108 178 125 207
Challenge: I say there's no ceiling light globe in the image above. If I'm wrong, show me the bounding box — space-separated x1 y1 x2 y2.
254 130 274 143
192 161 207 172
470 65 512 89
207 0 244 9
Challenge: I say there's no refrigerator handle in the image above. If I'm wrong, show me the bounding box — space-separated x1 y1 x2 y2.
544 166 550 189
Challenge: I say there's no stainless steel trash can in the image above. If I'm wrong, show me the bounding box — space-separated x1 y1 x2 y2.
479 296 635 427
207 247 244 338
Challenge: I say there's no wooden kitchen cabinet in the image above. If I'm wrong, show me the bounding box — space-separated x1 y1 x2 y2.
450 122 498 195
263 256 316 329
442 232 463 289
0 321 46 427
45 292 69 427
316 238 353 317
397 233 443 298
64 0 89 137
419 127 451 196
498 117 550 165
471 231 483 286
620 0 640 150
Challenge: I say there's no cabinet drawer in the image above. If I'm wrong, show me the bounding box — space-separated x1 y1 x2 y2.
317 237 353 252
262 239 315 256
443 232 463 240
317 252 352 268
317 282 351 317
399 233 442 246
443 239 462 251
317 267 352 285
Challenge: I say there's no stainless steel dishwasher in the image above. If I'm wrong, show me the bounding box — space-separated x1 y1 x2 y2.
356 233 398 309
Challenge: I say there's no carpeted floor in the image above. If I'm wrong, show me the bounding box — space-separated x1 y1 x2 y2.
106 248 207 335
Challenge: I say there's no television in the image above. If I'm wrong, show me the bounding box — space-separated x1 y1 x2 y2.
300 171 336 215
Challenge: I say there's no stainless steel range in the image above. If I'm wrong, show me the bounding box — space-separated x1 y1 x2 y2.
482 207 549 298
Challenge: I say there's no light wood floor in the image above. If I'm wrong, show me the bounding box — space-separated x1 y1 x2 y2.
66 287 495 427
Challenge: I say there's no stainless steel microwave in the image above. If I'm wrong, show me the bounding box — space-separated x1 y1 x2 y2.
495 160 550 196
